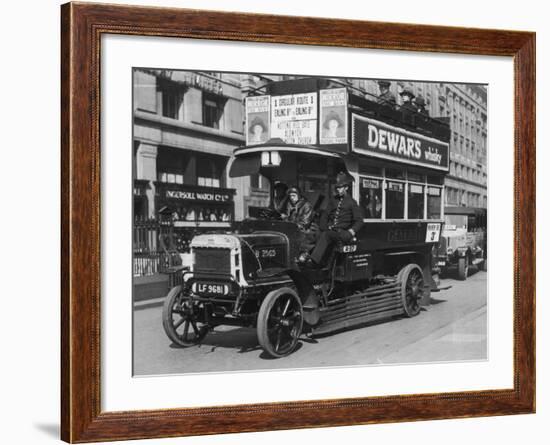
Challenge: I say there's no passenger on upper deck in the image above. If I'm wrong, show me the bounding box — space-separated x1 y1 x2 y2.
300 172 364 266
414 95 429 116
399 87 417 113
376 80 396 107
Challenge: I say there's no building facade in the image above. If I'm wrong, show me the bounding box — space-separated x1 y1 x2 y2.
133 69 247 252
357 79 488 208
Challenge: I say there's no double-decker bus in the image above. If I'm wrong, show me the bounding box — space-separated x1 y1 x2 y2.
162 77 451 357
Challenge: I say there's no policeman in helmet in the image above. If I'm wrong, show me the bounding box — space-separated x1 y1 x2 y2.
301 172 364 265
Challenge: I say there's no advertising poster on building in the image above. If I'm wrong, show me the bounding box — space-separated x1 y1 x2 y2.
245 96 270 145
320 88 348 145
271 92 317 145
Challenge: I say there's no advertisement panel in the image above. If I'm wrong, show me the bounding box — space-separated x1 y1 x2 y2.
352 114 450 171
245 96 270 145
270 92 317 144
320 88 348 145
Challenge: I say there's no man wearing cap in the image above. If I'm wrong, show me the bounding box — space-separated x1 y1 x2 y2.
414 95 429 116
304 172 364 265
376 80 396 107
282 186 316 255
282 186 313 231
399 87 417 113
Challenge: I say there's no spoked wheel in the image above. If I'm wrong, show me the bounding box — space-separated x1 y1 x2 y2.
398 264 425 317
162 285 209 347
257 288 303 358
457 257 469 280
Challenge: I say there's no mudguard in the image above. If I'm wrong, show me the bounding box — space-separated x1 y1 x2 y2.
285 269 320 325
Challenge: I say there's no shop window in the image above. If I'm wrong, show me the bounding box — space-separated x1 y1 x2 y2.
359 177 382 219
197 178 218 187
408 183 424 219
203 93 224 129
156 146 189 184
427 186 442 219
386 181 404 219
158 172 183 184
196 153 226 188
169 205 232 224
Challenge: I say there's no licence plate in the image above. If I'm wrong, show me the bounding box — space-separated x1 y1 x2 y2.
193 282 229 296
437 261 447 266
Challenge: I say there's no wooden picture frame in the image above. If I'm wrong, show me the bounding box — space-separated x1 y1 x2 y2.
61 2 535 442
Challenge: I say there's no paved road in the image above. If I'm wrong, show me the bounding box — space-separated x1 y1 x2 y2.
133 270 487 376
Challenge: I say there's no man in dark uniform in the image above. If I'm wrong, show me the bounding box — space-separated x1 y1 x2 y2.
305 172 364 265
376 80 396 107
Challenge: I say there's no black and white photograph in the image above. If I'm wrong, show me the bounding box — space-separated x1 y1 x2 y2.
132 69 488 376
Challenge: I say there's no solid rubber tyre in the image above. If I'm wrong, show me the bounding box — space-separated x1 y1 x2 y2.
162 285 208 347
257 287 303 358
397 264 425 317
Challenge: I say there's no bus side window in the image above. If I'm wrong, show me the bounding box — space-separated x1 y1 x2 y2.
360 177 383 219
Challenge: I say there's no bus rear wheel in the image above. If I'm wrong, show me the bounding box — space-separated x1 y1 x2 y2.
398 264 424 317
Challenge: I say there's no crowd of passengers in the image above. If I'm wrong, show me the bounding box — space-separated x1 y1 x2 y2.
375 80 429 116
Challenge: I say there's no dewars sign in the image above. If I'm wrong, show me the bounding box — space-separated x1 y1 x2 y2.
352 114 449 171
